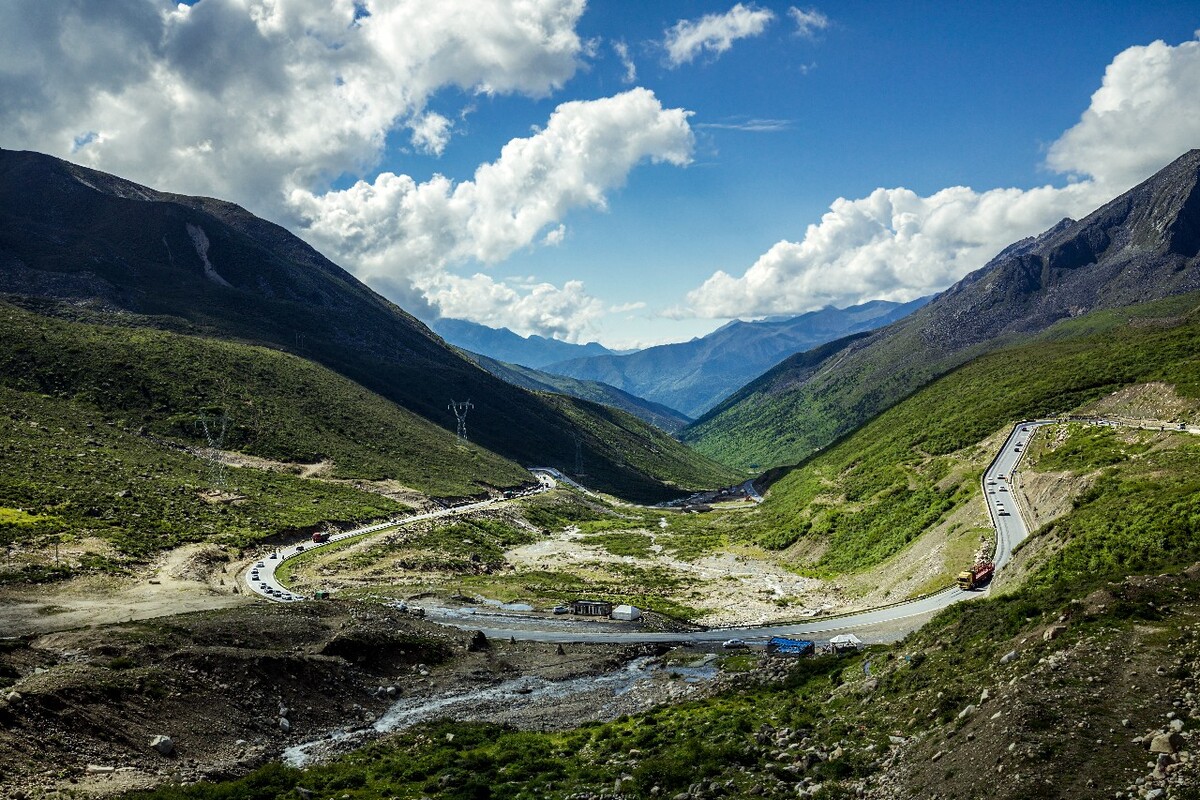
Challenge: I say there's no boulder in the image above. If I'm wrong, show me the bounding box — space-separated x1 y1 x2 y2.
1149 732 1183 754
957 704 977 721
149 735 174 756
279 717 292 733
467 630 490 652
1000 650 1018 665
5 691 22 704
1043 625 1067 642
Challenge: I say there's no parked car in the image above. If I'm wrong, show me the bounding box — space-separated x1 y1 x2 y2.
552 605 569 615
722 639 748 649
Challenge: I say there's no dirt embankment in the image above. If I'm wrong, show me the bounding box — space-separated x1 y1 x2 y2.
0 543 252 638
0 601 641 798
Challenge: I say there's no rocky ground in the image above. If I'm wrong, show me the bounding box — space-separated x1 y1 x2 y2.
0 601 656 799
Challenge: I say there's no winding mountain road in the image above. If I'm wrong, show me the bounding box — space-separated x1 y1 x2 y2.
249 420 1052 644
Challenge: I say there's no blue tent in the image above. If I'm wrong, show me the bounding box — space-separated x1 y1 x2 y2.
767 637 815 655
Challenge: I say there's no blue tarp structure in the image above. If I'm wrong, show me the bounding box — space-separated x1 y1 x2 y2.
767 637 815 655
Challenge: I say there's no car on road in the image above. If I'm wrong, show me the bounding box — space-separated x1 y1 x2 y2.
295 544 305 552
552 605 569 615
723 638 748 649
256 561 265 567
269 552 277 559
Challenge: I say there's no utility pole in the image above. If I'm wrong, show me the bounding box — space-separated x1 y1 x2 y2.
448 399 474 442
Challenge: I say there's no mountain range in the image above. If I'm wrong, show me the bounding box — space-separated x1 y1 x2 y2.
542 298 929 418
429 317 619 369
684 148 1200 469
0 148 735 501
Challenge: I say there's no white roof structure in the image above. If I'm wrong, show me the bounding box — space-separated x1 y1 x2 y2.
829 633 863 647
611 604 643 621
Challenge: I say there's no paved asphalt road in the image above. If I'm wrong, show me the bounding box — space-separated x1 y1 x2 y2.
251 423 1053 644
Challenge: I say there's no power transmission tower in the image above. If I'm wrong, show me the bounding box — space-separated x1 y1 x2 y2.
198 409 231 489
448 399 474 442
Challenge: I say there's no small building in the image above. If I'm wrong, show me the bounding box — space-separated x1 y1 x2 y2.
610 604 643 621
571 599 613 617
766 637 815 656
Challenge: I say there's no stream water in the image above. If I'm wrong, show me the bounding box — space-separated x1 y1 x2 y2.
282 656 718 767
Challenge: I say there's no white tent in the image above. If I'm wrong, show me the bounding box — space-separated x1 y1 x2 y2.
829 633 862 649
610 604 643 621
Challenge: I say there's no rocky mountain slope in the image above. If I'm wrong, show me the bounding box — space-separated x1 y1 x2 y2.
545 298 928 418
0 148 735 501
685 149 1200 469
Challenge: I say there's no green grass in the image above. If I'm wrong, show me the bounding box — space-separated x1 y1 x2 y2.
687 291 1200 471
0 301 530 496
737 294 1200 576
0 387 408 583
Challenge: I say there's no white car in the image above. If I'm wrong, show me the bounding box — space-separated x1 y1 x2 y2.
722 639 748 649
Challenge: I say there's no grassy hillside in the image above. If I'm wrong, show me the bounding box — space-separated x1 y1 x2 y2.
742 292 1200 576
0 386 407 584
461 351 693 434
0 149 727 502
0 301 531 494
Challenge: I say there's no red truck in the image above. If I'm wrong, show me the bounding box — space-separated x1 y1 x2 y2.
312 531 331 543
957 561 995 590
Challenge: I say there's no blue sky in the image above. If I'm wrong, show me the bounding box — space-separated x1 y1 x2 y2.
2 1 1198 347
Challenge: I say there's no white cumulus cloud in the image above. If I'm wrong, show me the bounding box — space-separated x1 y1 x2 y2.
685 33 1200 320
1047 35 1200 191
426 274 606 342
289 88 694 339
663 3 775 67
0 0 588 214
410 111 453 156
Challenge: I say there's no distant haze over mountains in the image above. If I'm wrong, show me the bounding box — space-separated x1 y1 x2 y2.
540 298 931 418
684 149 1200 470
430 318 619 369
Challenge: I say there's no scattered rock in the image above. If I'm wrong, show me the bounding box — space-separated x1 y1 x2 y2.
957 704 977 721
85 765 115 774
149 735 174 756
279 717 291 733
1000 650 1018 664
467 630 490 652
1043 625 1067 642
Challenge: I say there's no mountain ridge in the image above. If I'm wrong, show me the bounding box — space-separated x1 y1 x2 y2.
684 149 1200 469
429 318 618 369
0 148 736 501
542 297 930 417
